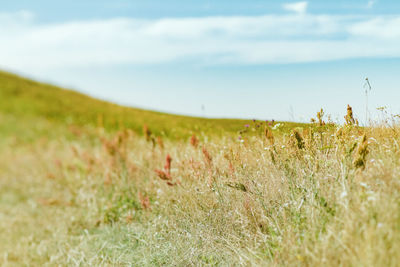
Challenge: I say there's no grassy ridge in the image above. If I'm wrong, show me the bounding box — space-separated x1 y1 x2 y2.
3 70 398 266
1 114 399 265
0 71 305 140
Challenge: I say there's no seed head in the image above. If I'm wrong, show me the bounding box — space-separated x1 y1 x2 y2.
344 105 356 125
190 134 199 148
143 124 152 141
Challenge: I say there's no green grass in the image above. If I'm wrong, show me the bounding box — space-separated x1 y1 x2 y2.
1 70 399 266
0 70 306 142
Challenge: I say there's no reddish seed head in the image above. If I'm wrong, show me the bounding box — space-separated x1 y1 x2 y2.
190 134 199 147
164 154 172 175
156 136 164 149
138 192 151 210
143 124 152 141
155 169 171 181
202 146 213 166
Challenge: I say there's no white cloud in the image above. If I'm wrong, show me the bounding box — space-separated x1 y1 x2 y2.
283 2 308 15
349 17 400 39
0 10 35 22
367 0 376 9
0 10 400 72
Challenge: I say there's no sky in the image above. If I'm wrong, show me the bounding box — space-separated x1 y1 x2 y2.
0 0 400 123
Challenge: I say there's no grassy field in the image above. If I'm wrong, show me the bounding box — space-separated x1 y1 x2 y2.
0 71 305 141
1 71 400 266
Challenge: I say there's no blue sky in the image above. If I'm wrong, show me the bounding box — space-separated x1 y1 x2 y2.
1 0 400 123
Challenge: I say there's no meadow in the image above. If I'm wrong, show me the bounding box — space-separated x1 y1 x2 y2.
1 71 400 266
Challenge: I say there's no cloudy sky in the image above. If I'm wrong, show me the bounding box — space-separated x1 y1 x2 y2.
1 0 400 123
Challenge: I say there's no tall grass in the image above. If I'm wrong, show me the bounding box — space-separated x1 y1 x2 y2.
1 104 400 266
1 71 400 266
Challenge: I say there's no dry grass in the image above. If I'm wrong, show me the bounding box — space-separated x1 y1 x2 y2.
1 111 400 266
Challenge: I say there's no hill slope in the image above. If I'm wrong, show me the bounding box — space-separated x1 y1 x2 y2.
0 71 305 140
1 70 400 266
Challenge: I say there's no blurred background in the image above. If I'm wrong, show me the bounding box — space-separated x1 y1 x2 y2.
1 0 399 123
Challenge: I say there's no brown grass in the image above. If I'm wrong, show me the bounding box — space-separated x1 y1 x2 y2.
1 106 400 266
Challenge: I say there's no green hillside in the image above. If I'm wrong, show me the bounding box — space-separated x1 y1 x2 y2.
0 70 304 141
2 70 399 266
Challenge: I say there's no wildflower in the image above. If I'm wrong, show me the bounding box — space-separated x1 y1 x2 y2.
244 124 249 128
138 192 151 210
202 146 213 166
164 154 172 176
272 123 281 130
155 169 171 181
190 134 199 148
155 154 176 185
